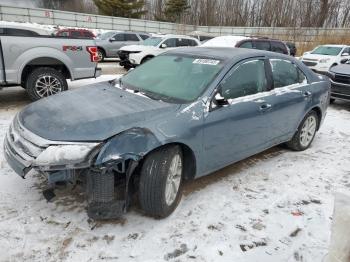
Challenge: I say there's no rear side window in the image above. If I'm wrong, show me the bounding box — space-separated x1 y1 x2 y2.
254 41 270 51
83 31 93 38
271 41 288 54
140 34 149 40
6 28 39 36
176 38 194 47
270 59 307 88
220 60 268 100
188 39 199 46
239 41 253 49
125 34 139 41
71 31 81 38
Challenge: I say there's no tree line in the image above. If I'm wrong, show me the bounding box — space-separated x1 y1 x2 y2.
35 0 350 28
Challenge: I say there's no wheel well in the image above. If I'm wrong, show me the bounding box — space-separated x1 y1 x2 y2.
141 55 154 63
21 57 71 86
311 107 322 130
138 142 197 181
97 47 106 55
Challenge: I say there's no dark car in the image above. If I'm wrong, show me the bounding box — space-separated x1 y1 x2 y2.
56 29 95 39
328 59 350 102
4 48 330 220
236 38 290 55
286 42 297 56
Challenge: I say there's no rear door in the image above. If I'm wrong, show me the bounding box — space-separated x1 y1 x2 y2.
253 40 271 51
262 58 311 143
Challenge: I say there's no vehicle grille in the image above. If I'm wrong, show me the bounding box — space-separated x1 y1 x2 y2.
302 61 318 67
334 74 350 85
5 116 46 166
118 51 130 61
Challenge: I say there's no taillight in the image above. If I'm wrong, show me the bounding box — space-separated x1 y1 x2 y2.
86 46 98 62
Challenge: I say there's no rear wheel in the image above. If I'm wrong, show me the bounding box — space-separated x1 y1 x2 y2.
139 145 183 218
286 111 319 151
25 67 68 101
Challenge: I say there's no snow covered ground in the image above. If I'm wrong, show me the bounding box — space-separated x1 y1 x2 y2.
0 76 349 261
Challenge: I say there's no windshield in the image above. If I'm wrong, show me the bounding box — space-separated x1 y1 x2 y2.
311 46 342 56
99 31 116 40
121 55 223 103
142 37 163 46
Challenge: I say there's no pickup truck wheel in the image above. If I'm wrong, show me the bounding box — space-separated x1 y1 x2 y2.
286 111 319 151
26 67 68 101
139 145 183 218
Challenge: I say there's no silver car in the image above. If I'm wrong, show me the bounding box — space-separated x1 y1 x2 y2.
95 31 150 61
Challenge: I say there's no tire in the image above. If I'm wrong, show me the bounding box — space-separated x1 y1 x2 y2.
141 56 153 64
139 145 183 218
286 110 319 151
25 67 68 101
97 48 105 62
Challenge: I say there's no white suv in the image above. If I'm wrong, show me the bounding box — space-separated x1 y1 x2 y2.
118 35 200 69
301 45 350 74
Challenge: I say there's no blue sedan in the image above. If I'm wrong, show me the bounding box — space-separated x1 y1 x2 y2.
4 47 331 219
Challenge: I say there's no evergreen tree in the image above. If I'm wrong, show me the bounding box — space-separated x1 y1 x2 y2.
164 0 189 23
93 0 145 18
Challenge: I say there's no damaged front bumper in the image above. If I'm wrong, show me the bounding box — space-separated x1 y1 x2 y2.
3 116 140 219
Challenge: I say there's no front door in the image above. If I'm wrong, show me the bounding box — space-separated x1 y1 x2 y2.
202 58 274 173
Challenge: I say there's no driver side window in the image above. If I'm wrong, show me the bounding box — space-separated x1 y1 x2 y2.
219 60 268 100
113 34 125 41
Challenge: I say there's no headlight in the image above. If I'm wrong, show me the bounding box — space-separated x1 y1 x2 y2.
319 58 330 63
33 143 100 167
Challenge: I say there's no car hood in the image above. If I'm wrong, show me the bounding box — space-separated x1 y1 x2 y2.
120 45 158 52
18 82 179 142
330 64 350 75
302 53 336 61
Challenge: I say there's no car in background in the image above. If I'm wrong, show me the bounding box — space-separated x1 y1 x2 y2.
188 30 215 43
117 35 200 69
301 45 350 74
0 25 50 36
4 48 330 220
202 36 290 55
286 42 297 56
55 28 95 39
327 59 350 102
95 31 150 61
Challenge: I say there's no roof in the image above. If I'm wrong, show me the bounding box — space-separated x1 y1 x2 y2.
201 35 250 47
320 44 347 48
165 47 272 61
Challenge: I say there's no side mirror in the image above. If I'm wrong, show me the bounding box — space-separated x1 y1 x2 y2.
109 38 116 42
160 43 167 49
342 52 349 57
212 89 229 109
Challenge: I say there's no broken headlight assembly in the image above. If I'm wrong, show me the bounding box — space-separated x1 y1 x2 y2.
33 143 101 170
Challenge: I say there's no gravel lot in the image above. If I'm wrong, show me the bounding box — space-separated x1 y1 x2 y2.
0 67 349 262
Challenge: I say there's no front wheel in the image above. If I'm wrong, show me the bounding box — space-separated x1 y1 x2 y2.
286 111 319 151
139 145 183 218
25 67 68 101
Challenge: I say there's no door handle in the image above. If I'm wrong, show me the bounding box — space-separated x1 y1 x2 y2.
259 103 272 112
303 91 312 98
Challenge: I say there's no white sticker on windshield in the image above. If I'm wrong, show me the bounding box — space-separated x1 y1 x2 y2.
193 59 220 65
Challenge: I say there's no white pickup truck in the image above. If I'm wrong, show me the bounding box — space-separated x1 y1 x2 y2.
0 32 101 100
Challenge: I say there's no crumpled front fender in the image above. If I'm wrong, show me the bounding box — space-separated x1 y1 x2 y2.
95 128 161 166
